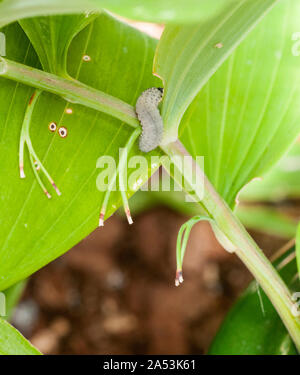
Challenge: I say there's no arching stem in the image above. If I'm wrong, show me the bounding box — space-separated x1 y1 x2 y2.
19 90 61 196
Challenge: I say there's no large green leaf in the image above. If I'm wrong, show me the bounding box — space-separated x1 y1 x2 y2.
209 247 299 355
153 0 279 143
236 205 298 239
0 318 41 354
0 0 243 27
0 14 162 291
240 141 300 202
179 0 300 208
19 14 99 75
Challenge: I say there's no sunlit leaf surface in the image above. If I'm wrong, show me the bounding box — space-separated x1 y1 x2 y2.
0 14 162 291
154 0 279 143
240 141 300 202
19 14 98 75
0 318 41 354
179 0 300 207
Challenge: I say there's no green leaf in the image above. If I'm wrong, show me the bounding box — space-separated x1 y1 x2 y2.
0 318 41 354
176 215 214 286
240 142 300 202
19 14 98 75
209 247 299 355
0 0 250 28
153 0 279 144
0 14 162 291
236 205 298 239
2 281 26 321
99 0 244 24
179 0 300 207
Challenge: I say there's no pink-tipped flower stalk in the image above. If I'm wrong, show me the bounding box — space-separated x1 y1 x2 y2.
34 160 40 171
51 181 61 196
98 128 141 227
121 189 133 226
98 189 111 227
19 90 61 198
175 216 214 287
29 153 51 199
99 211 105 227
120 164 133 225
19 165 25 179
125 208 133 225
175 270 184 287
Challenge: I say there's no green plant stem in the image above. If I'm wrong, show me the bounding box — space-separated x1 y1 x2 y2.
3 280 27 321
1 56 299 350
0 57 139 128
161 140 300 351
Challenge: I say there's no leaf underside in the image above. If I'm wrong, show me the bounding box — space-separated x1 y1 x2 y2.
154 0 280 143
179 0 300 208
240 141 300 202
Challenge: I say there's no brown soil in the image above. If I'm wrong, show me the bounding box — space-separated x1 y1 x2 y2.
12 207 286 354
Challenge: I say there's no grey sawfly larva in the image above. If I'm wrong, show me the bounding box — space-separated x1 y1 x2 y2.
136 87 164 153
